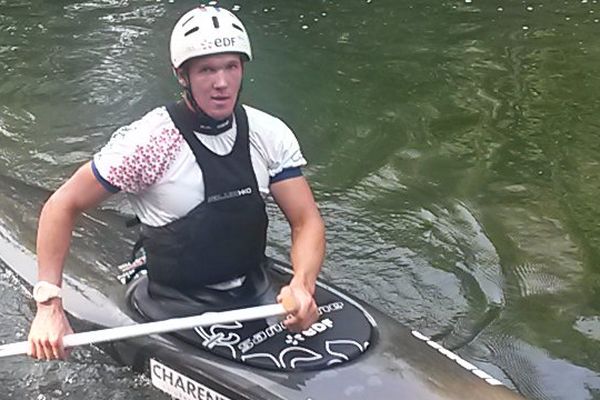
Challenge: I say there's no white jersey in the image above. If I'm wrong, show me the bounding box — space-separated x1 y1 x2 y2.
93 104 306 227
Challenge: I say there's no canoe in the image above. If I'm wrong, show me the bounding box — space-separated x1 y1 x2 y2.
0 174 524 400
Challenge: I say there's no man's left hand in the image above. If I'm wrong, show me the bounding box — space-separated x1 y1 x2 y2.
277 282 318 332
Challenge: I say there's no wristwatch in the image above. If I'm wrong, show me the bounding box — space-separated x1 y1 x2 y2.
32 281 62 303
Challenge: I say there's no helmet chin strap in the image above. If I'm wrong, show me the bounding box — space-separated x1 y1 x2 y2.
182 69 234 135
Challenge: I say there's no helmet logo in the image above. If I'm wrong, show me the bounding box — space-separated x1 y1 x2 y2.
214 37 236 48
200 39 213 51
196 37 236 52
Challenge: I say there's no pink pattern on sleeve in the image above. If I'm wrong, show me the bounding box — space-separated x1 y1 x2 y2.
106 127 183 193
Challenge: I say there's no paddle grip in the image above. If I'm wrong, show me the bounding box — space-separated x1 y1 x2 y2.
279 287 299 314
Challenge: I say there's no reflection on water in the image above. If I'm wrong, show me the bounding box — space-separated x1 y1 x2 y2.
1 0 600 399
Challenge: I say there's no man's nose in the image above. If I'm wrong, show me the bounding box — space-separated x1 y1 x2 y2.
213 70 227 89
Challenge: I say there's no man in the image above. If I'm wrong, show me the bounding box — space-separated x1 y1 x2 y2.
27 5 325 361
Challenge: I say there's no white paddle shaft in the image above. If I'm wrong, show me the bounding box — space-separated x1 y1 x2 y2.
0 302 289 358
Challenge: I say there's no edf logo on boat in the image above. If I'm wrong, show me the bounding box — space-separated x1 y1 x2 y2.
285 318 334 345
237 302 343 353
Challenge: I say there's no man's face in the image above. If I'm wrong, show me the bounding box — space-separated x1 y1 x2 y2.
182 53 243 120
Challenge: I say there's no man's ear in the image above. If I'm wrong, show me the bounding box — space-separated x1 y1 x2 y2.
173 67 188 87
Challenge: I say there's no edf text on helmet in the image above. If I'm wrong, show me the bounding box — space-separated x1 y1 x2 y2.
214 37 236 48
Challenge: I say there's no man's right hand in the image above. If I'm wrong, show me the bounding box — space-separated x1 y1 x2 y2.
27 298 73 360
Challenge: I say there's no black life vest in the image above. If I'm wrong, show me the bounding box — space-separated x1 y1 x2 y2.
139 102 268 291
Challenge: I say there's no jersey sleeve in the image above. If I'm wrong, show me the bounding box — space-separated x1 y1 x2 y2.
92 107 184 194
266 117 307 183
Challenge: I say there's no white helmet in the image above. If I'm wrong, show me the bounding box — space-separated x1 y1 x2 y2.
170 6 252 69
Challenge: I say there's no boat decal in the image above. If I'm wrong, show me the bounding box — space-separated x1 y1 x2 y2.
271 261 378 328
237 320 286 353
317 301 344 314
240 352 282 368
278 346 323 368
325 339 365 361
186 297 370 371
411 330 504 386
237 305 340 354
150 358 231 400
285 333 305 346
326 358 343 366
194 322 242 357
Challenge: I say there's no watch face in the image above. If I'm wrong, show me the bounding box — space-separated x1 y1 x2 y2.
33 282 61 303
36 287 50 302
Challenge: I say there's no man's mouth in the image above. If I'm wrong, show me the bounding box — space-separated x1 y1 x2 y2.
212 95 230 102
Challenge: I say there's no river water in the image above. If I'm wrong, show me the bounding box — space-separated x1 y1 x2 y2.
1 0 599 399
